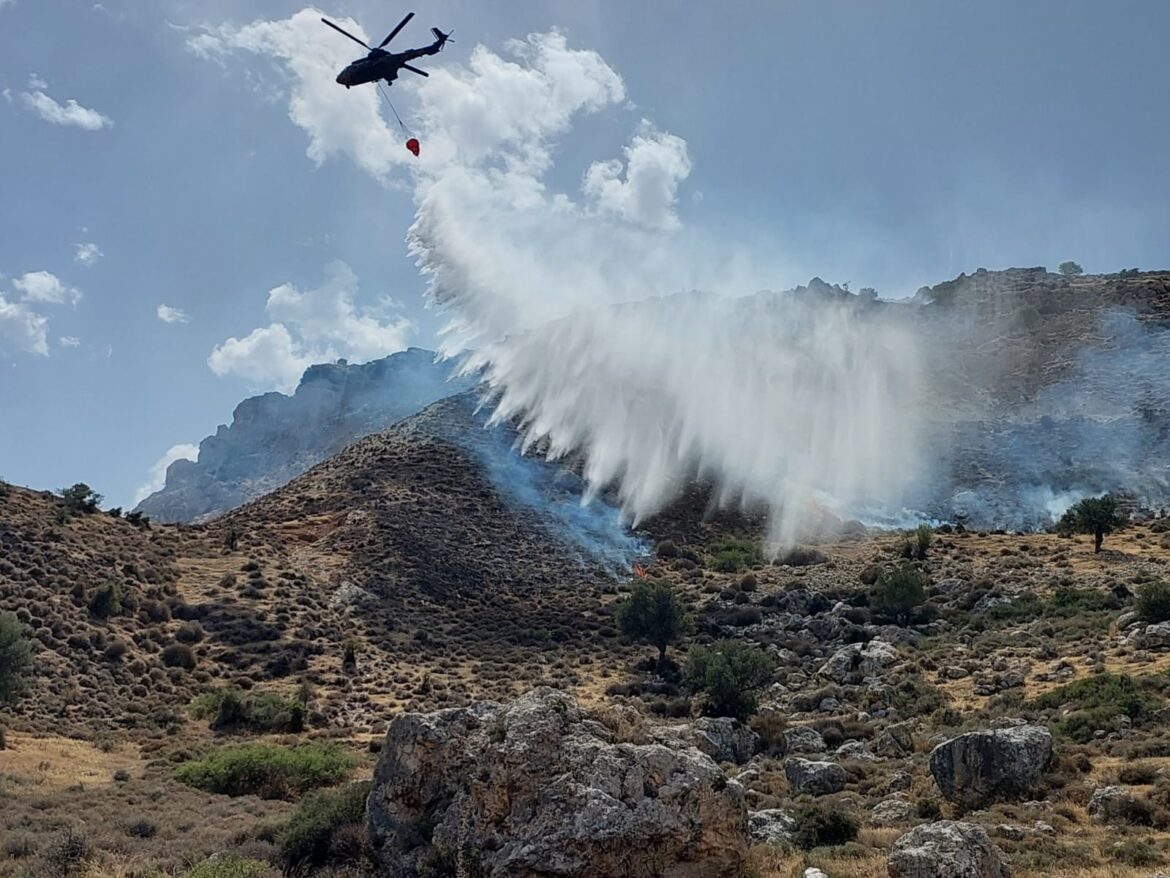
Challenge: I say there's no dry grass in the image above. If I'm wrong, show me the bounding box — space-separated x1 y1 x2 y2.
0 733 143 793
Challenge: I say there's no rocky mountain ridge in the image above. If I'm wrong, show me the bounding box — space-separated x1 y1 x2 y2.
135 348 474 524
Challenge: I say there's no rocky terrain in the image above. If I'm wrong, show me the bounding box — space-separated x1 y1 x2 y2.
7 445 1170 877
136 348 474 523
4 267 1170 878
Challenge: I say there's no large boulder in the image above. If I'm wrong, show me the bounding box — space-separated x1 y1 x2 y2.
1087 785 1148 825
818 640 898 683
691 717 760 765
784 758 847 796
367 688 748 878
785 726 828 754
748 809 796 846
929 726 1052 809
887 821 1011 878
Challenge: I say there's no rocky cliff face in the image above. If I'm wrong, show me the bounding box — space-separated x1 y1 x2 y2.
135 348 474 523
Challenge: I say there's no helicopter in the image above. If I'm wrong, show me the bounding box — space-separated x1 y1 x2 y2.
322 12 451 89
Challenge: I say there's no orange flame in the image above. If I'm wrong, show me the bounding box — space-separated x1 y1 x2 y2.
632 563 649 579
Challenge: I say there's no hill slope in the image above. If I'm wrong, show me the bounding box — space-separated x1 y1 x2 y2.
136 348 473 523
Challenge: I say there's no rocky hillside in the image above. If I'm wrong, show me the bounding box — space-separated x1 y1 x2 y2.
140 269 1170 535
908 268 1170 528
135 348 474 523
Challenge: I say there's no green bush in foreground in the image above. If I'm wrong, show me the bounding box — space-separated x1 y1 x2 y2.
184 855 270 878
175 742 355 800
190 688 305 733
685 639 775 721
277 780 372 873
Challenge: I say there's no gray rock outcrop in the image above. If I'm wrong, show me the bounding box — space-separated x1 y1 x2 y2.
929 725 1052 809
818 640 898 683
1087 785 1145 825
136 348 471 522
784 757 847 796
367 688 748 878
748 809 796 846
887 821 1011 878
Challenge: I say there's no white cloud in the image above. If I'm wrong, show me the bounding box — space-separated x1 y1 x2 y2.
19 79 113 130
0 295 49 356
583 121 691 229
0 271 80 357
189 11 403 179
58 336 81 348
12 270 81 305
207 262 413 392
134 443 199 505
73 242 103 266
157 304 190 324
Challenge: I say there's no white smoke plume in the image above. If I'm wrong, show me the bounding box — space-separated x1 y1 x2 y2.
196 15 925 545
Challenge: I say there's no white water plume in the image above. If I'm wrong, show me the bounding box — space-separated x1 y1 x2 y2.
197 16 927 545
402 34 925 546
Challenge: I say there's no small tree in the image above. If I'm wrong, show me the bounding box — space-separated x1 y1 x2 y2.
1058 261 1084 277
914 524 933 560
0 611 32 703
616 579 692 665
872 565 928 626
685 639 776 720
60 483 101 514
1059 495 1126 554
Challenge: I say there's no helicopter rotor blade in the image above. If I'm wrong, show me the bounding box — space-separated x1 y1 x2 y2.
401 63 429 77
378 12 415 48
321 17 371 50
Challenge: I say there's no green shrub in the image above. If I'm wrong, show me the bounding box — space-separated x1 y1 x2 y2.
792 803 859 849
1029 674 1160 743
174 742 355 799
616 579 693 663
276 781 372 873
162 643 197 670
1137 581 1170 624
914 525 933 559
684 639 775 721
1047 587 1112 616
60 483 101 514
88 582 125 619
655 541 679 559
184 855 270 878
871 565 928 625
1108 839 1163 867
190 688 306 733
708 538 760 573
0 611 32 703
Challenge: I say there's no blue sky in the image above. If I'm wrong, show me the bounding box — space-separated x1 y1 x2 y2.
1 0 1167 509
